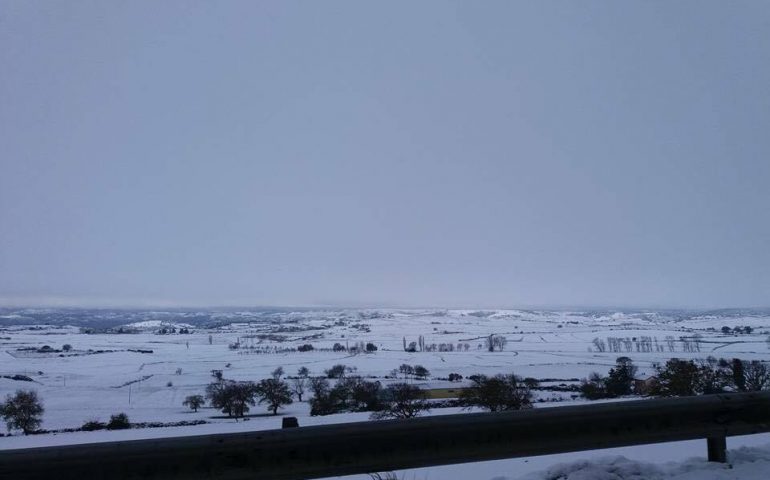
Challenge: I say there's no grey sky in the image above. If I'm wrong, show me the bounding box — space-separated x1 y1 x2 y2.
1 1 768 309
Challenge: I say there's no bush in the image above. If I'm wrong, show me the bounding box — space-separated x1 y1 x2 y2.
332 343 346 352
62 344 72 352
297 344 314 352
365 343 378 352
107 413 130 430
580 372 608 400
448 373 463 382
81 419 106 431
325 364 348 379
743 360 770 391
0 390 44 434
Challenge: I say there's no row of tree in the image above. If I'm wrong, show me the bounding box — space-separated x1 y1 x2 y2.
654 357 770 396
1 369 536 434
581 356 770 400
188 368 295 417
402 335 507 353
593 336 703 354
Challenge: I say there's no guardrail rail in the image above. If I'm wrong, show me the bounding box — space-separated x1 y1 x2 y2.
1 391 769 480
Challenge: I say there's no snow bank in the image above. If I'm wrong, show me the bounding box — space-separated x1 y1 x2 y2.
515 444 770 480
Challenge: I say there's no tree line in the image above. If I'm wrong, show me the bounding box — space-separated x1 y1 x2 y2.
581 356 770 400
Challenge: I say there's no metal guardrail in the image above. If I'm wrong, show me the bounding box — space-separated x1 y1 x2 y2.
2 391 770 480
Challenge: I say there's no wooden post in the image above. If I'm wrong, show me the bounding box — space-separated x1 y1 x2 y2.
707 436 726 462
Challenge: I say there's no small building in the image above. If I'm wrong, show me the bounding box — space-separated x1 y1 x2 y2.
634 376 659 396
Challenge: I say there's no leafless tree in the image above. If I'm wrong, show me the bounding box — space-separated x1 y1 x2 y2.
486 334 507 352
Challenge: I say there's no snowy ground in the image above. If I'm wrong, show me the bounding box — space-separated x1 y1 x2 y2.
1 308 770 479
514 439 770 480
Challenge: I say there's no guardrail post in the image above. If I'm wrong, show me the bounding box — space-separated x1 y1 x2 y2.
707 436 726 462
282 417 299 428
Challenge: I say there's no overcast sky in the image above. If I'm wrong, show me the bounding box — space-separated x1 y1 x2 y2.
1 1 769 309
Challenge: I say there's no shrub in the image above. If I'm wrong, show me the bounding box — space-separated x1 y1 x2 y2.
62 344 72 352
580 372 608 400
365 343 378 352
448 373 463 382
332 343 346 352
107 413 130 430
744 360 770 391
297 344 314 352
81 419 106 431
523 377 540 389
325 364 348 379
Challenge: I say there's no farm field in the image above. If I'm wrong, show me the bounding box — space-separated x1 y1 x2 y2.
2 307 770 478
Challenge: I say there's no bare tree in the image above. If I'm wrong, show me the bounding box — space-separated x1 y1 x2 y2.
291 376 308 401
486 335 507 352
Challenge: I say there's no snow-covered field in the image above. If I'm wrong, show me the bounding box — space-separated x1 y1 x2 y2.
2 308 770 479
